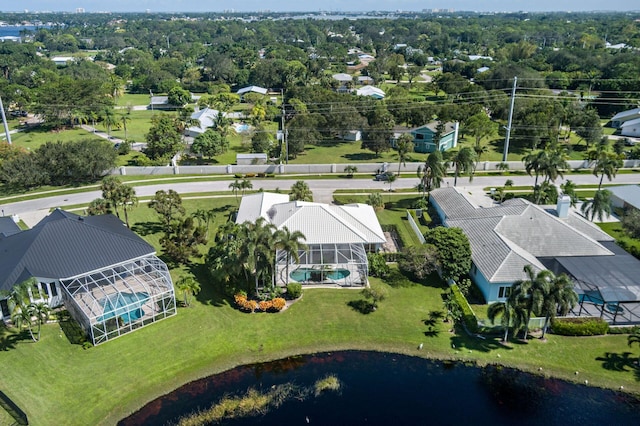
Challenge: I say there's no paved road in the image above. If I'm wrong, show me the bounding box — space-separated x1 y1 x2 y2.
2 173 640 218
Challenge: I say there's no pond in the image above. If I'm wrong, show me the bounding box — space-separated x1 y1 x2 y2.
121 351 640 425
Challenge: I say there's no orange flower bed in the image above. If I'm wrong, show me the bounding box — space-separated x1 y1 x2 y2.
258 300 273 312
271 298 286 311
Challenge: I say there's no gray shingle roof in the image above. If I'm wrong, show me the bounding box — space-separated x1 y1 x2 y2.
609 185 640 210
431 188 614 284
0 210 155 292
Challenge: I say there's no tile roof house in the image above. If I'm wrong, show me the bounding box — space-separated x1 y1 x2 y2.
429 188 640 323
236 192 385 287
0 209 176 345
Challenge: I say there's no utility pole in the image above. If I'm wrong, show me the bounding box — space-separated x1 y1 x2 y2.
281 89 288 164
502 76 517 163
0 94 11 145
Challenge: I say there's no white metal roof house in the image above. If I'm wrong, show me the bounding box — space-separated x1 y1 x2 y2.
621 117 640 138
609 185 640 211
356 86 385 99
0 209 176 345
611 107 640 128
184 107 223 138
236 85 268 100
430 188 640 324
236 192 386 287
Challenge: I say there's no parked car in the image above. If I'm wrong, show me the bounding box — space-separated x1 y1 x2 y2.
9 110 27 117
375 172 394 181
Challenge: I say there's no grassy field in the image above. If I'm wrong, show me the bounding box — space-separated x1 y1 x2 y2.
2 196 639 425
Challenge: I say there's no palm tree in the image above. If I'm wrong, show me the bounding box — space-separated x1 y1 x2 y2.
120 114 131 141
561 180 579 207
290 180 313 202
508 265 551 341
100 176 123 218
193 208 215 234
395 133 414 174
540 273 578 339
344 165 358 178
593 153 623 190
176 275 201 307
239 218 277 295
229 180 243 204
487 300 525 343
117 184 138 228
449 146 476 187
387 172 397 192
523 149 547 187
102 108 119 138
274 227 307 286
27 302 50 341
416 150 446 197
581 189 612 222
240 179 253 196
11 304 35 341
542 145 569 184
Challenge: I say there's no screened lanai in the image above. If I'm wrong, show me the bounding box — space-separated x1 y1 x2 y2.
276 243 369 287
60 255 176 345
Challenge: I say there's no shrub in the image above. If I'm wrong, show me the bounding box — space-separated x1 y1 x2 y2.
451 284 478 333
608 325 639 335
234 173 243 178
271 298 286 311
367 252 390 278
258 300 273 312
551 317 609 336
286 282 303 299
245 173 256 178
266 173 276 178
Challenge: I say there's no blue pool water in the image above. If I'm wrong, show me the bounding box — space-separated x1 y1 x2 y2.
234 123 250 132
290 268 350 282
98 292 148 323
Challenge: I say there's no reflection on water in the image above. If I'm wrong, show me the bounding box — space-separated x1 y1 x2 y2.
121 351 640 426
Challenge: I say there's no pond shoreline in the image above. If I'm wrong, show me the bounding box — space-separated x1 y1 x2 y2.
112 343 640 425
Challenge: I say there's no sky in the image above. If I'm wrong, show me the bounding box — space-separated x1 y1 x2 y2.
8 1 640 13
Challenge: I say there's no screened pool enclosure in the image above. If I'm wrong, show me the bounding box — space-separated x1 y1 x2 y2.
60 255 176 345
276 243 369 287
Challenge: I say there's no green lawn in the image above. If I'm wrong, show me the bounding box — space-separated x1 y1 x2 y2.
1 195 640 426
9 127 105 151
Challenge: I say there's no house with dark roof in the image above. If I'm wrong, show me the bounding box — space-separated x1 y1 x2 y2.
236 192 386 287
0 216 21 238
0 210 176 345
430 188 640 324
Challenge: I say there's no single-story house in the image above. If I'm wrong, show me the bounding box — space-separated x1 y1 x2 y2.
149 93 200 110
392 121 459 153
357 76 374 85
430 187 640 324
621 118 640 138
236 153 267 165
185 107 223 138
51 56 74 66
236 192 386 287
0 209 176 345
609 185 640 211
332 73 353 92
356 86 385 99
236 85 268 100
0 36 21 43
476 66 490 73
611 108 640 128
343 130 362 141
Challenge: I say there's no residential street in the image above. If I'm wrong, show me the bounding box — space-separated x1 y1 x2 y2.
2 172 640 221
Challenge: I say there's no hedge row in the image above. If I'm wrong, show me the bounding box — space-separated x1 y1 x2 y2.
551 317 609 336
451 284 479 333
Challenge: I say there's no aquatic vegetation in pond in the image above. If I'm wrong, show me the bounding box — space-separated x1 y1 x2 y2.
314 374 341 396
176 375 342 425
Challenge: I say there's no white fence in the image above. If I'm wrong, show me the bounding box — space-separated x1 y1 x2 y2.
406 210 426 244
111 160 640 176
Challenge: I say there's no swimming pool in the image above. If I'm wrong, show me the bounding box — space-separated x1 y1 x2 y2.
290 268 351 282
233 123 251 133
98 292 149 323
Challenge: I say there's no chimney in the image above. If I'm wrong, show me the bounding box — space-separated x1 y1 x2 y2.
556 194 571 218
